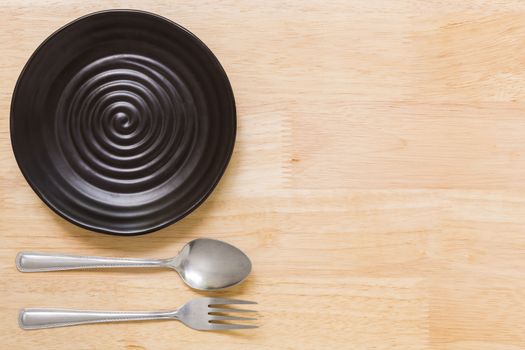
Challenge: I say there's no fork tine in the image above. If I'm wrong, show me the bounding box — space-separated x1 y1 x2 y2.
208 307 257 313
208 298 257 305
209 315 257 321
208 323 259 330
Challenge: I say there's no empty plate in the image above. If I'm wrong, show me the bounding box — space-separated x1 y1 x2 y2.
10 10 236 235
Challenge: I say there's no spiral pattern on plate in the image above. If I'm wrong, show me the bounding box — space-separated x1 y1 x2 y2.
10 11 236 235
56 54 196 193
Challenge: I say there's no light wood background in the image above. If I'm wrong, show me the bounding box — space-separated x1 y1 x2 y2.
1 1 525 349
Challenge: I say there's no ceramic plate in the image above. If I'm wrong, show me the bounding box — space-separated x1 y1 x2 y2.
10 10 236 235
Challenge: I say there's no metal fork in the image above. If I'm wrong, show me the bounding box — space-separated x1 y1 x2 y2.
19 298 257 330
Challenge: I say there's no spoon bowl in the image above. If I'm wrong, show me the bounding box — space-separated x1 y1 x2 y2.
169 238 252 290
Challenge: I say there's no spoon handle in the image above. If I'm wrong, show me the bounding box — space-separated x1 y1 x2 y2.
16 252 165 272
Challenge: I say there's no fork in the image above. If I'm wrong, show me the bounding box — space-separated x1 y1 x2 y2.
19 298 257 330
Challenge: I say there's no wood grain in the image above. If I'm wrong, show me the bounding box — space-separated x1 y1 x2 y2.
1 1 525 349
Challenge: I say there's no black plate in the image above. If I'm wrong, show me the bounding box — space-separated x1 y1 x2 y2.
10 10 236 235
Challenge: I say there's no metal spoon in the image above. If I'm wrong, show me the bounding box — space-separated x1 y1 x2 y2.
16 238 252 291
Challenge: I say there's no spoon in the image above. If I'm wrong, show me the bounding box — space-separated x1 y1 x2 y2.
16 238 251 291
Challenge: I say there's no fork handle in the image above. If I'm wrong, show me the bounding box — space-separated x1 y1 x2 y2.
19 308 176 329
16 252 165 272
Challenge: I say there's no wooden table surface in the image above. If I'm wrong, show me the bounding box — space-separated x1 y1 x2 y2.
2 1 525 349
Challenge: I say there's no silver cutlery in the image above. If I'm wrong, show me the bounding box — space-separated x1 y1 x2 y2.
19 297 257 330
16 238 251 291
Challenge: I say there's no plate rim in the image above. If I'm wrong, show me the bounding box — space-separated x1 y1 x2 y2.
10 9 237 236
